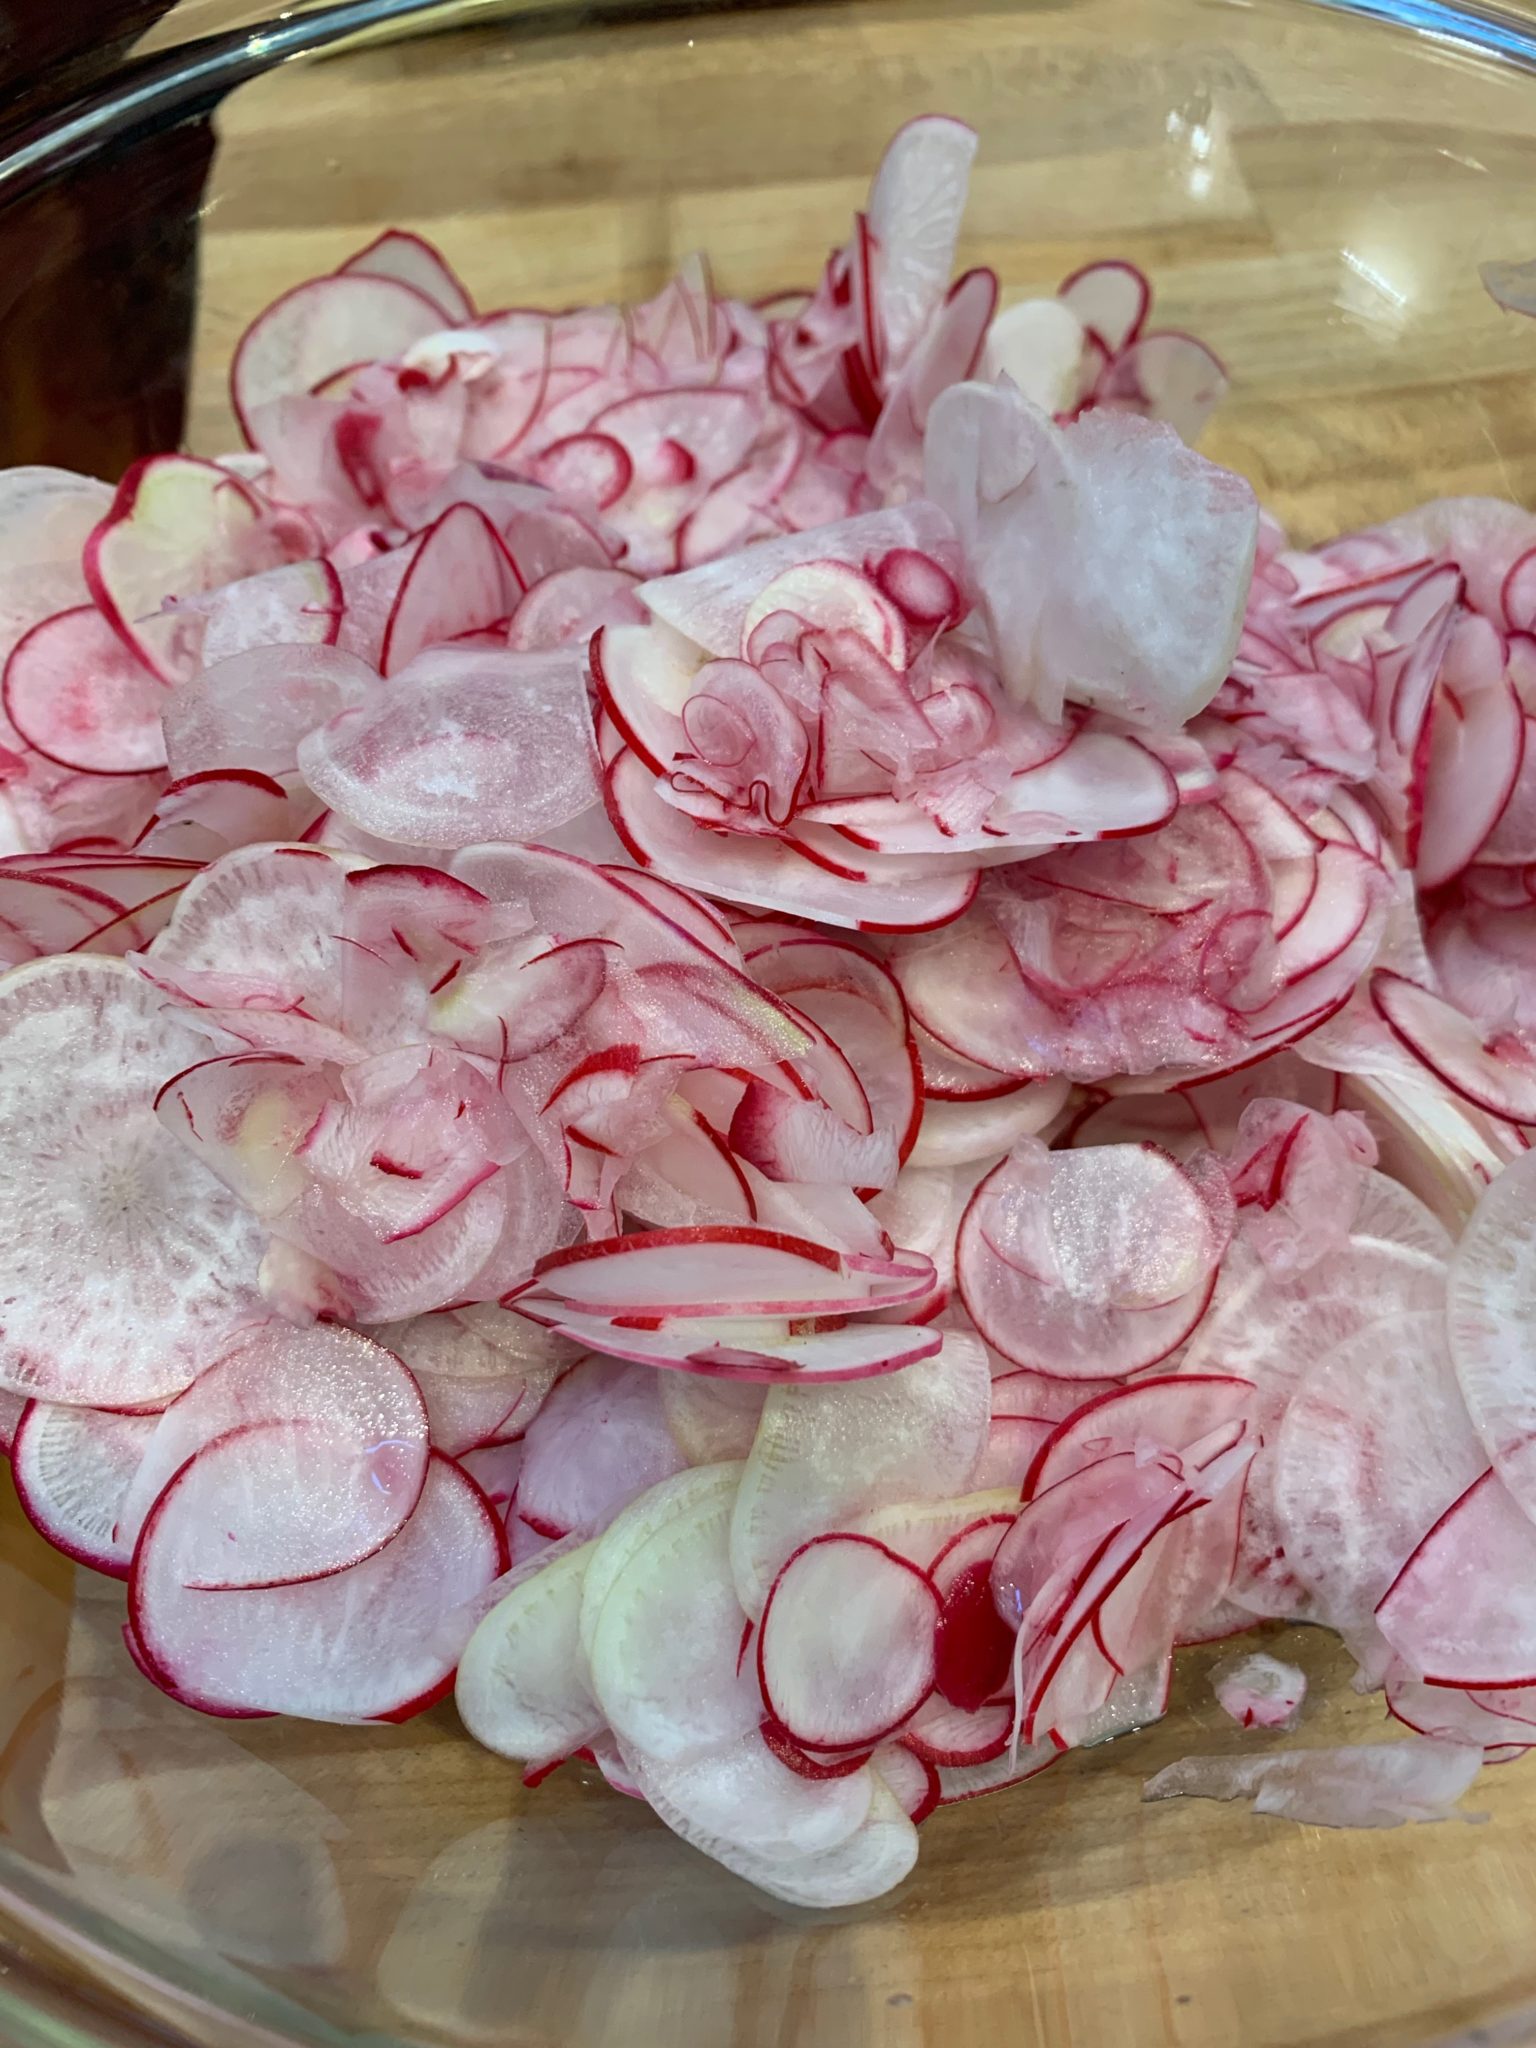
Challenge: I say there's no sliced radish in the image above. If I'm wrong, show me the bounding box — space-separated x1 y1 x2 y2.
133 1446 506 1721
578 1461 743 1667
526 1308 942 1384
867 115 978 369
871 1740 941 1823
586 1465 759 1763
0 957 269 1408
730 1329 990 1616
515 1354 687 1542
1375 1468 1536 1688
1446 1151 1536 1526
374 1303 571 1457
10 1402 155 1577
455 1537 604 1767
758 1533 939 1750
232 273 448 443
114 1324 430 1587
1211 1651 1306 1731
337 229 474 323
1371 970 1536 1123
658 1374 765 1463
910 1077 1070 1168
1143 1738 1482 1828
3 607 169 775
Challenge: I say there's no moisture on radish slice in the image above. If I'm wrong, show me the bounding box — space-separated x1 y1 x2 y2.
10 1402 155 1578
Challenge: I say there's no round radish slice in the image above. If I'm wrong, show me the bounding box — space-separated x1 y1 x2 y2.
587 1466 760 1764
1446 1151 1536 1526
337 229 473 322
936 1743 1058 1805
232 273 449 441
1024 1375 1255 1502
114 1325 430 1588
373 1304 571 1457
456 1538 604 1767
909 1079 1070 1168
0 957 269 1409
957 1148 1218 1379
1272 1313 1486 1639
133 1445 505 1721
758 1534 938 1751
1371 969 1536 1123
11 1402 155 1577
516 1355 687 1542
3 607 168 774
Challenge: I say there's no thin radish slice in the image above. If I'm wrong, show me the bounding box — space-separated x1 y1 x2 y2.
758 1534 939 1751
1446 1151 1536 1525
957 1147 1217 1379
133 1447 506 1721
587 1467 760 1764
936 1743 1058 1804
516 1355 687 1542
84 456 305 684
0 957 269 1408
872 1741 941 1823
1271 1313 1486 1641
455 1538 604 1767
910 1078 1070 1168
11 1403 155 1578
1386 1671 1536 1752
373 1304 572 1457
526 1308 943 1384
625 1743 915 1908
1024 1375 1255 1502
114 1325 430 1588
867 115 978 369
1417 664 1524 888
1371 969 1536 1122
1143 1739 1483 1828
1211 1651 1306 1731
1376 1468 1536 1688
730 1330 990 1616
903 1693 1012 1766
298 645 599 850
3 607 168 775
518 1225 932 1319
163 644 374 781
849 1489 1021 1571
198 558 344 668
578 1461 743 1667
659 1374 766 1463
232 274 448 442
337 229 474 323
1058 259 1150 355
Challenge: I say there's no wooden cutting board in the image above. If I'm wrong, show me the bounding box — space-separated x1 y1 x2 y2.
5 1 1536 2043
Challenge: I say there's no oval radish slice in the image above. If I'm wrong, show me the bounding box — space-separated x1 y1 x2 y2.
11 1402 155 1577
1446 1151 1536 1526
526 1307 943 1384
455 1538 604 1767
0 957 269 1409
909 1077 1071 1168
115 1325 430 1587
626 1742 914 1908
758 1534 939 1751
3 607 168 775
232 273 449 442
520 1225 931 1319
588 1470 760 1764
1371 969 1536 1123
903 1693 1014 1766
516 1355 687 1542
730 1330 990 1617
1417 668 1525 889
1272 1313 1486 1639
133 1447 506 1721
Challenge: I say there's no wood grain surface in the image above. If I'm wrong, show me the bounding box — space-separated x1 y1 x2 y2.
7 3 1536 2046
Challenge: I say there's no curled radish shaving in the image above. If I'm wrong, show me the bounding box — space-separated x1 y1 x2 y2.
1211 1652 1306 1732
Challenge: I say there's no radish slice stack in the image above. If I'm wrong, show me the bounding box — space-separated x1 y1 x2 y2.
5 115 1536 1908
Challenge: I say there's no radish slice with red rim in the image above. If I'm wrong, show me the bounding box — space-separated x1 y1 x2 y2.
11 1402 155 1578
757 1533 939 1751
114 1324 431 1588
133 1446 507 1721
1372 969 1536 1125
871 1740 941 1822
456 1537 604 1767
0 956 269 1409
1446 1151 1536 1528
3 607 169 776
232 273 450 443
515 1355 687 1543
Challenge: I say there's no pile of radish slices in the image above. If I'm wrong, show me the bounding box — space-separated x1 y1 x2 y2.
7 116 1536 1908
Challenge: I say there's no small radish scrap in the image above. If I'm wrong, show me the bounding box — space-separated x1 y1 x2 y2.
6 117 1536 1912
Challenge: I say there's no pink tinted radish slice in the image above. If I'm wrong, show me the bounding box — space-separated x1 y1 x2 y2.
1447 1152 1536 1525
525 1308 943 1385
198 557 343 668
1024 1374 1254 1500
1375 1468 1536 1688
867 116 978 368
232 273 448 441
337 229 474 323
1210 1651 1306 1731
3 607 168 774
11 1403 155 1578
1143 1738 1482 1827
133 1444 505 1721
162 643 375 781
1371 969 1536 1122
758 1534 939 1751
0 957 268 1409
298 645 599 850
374 1303 571 1457
516 1355 687 1541
114 1324 430 1589
957 1148 1217 1379
378 504 523 678
1271 1312 1486 1641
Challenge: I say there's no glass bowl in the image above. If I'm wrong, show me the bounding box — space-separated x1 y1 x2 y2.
6 1 1536 2042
